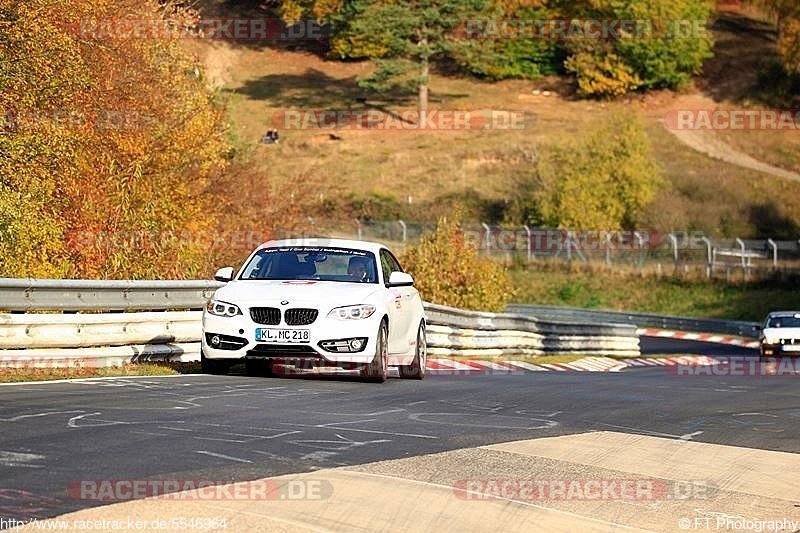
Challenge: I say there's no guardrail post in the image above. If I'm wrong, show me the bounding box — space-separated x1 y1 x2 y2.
523 225 532 261
634 231 645 269
667 233 678 270
481 223 491 255
565 231 572 261
736 238 746 276
398 220 407 243
355 219 362 240
700 236 712 278
767 238 777 268
604 233 611 266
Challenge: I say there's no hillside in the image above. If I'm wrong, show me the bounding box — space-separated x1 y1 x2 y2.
192 4 800 238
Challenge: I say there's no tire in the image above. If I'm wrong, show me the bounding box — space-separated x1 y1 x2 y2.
245 358 273 377
201 351 230 375
399 322 426 380
361 321 389 383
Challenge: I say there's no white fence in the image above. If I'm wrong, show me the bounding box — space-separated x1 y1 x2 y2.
0 279 640 367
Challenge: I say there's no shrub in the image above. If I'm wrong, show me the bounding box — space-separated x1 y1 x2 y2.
565 0 714 96
454 7 561 80
508 110 663 229
401 215 515 312
321 191 407 221
564 44 642 97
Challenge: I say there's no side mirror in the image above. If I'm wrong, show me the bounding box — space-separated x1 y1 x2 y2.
214 267 234 283
387 271 414 287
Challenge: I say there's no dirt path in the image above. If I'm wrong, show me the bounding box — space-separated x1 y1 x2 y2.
656 10 800 182
659 103 800 182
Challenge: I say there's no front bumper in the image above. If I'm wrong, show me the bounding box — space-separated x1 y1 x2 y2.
760 342 800 355
202 310 382 364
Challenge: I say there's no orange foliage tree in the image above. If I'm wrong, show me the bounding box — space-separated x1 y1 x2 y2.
1 0 231 279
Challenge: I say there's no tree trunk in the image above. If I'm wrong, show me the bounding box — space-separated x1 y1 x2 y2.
418 28 429 117
419 57 429 114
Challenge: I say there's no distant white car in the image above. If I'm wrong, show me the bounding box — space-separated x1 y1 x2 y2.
759 311 800 357
201 238 426 382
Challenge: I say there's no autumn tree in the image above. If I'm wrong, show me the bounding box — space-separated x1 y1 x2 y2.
0 0 231 278
508 111 663 229
402 215 514 311
750 0 800 75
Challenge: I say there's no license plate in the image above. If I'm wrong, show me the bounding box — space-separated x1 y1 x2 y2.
782 344 800 352
256 328 310 343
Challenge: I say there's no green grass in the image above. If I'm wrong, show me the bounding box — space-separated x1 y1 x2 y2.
0 362 201 383
510 266 800 322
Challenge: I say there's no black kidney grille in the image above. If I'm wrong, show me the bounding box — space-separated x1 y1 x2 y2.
250 307 281 325
284 308 318 326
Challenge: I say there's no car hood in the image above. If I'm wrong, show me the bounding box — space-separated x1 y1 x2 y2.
213 279 383 307
762 327 800 339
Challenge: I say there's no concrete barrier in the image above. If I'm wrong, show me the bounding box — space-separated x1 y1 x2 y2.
0 280 640 367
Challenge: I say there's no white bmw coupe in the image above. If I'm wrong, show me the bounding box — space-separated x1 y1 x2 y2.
201 238 426 382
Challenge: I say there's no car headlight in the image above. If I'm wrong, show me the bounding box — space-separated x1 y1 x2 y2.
206 300 242 317
327 304 376 320
764 336 779 345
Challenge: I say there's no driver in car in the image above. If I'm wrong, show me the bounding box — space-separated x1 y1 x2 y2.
347 256 370 282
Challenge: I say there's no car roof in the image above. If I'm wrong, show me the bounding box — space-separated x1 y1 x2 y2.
766 311 800 318
256 238 388 254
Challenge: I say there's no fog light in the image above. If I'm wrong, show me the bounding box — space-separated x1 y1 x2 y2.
211 335 221 347
349 339 364 351
319 337 368 353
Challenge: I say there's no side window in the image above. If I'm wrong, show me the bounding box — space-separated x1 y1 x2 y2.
379 249 403 283
386 251 403 274
379 250 393 283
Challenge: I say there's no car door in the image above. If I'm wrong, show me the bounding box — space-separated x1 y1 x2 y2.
380 249 414 354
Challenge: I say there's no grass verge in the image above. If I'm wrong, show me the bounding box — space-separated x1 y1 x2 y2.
0 362 201 384
510 266 800 321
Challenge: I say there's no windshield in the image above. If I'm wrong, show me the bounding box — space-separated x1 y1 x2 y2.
240 246 379 283
765 316 800 328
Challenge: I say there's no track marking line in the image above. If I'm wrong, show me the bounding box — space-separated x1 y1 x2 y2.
195 450 253 463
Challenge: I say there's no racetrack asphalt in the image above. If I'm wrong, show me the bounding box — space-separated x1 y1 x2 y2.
1 337 794 526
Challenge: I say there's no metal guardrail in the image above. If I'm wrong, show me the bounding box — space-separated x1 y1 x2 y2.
425 303 640 357
0 279 641 367
506 304 760 338
0 279 222 312
0 311 201 349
